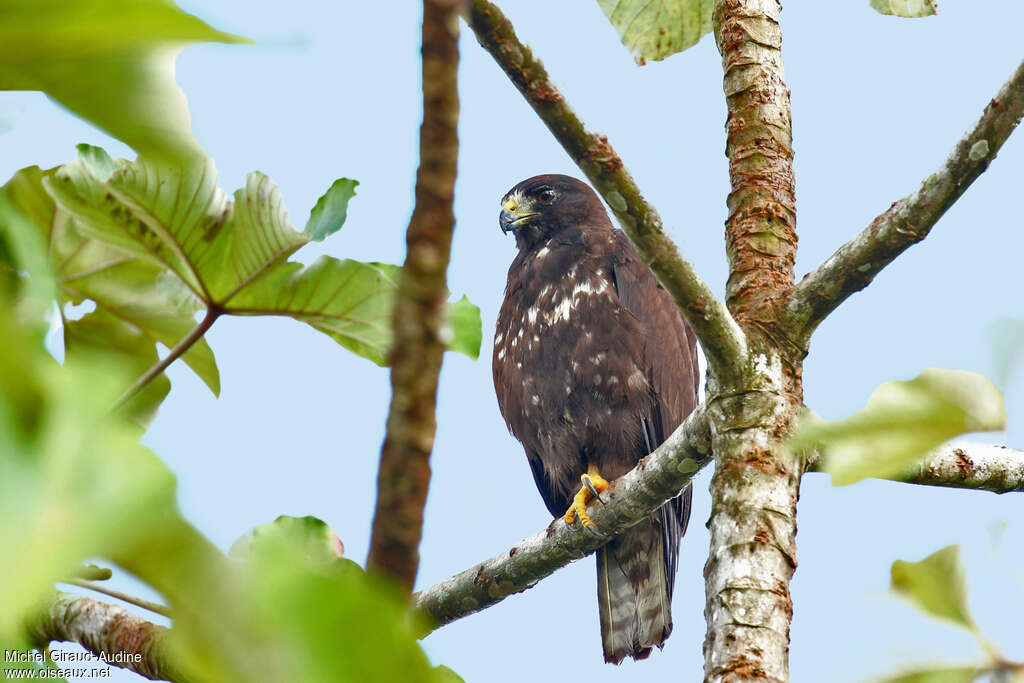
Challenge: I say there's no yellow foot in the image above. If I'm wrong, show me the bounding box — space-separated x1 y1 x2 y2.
563 465 610 532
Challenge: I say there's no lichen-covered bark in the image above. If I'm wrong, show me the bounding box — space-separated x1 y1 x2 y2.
807 442 1024 494
31 592 183 682
465 0 746 375
706 1 802 681
714 0 797 332
782 56 1024 348
366 0 460 592
704 353 801 683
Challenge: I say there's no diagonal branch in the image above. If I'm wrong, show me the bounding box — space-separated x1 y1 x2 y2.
784 56 1024 347
31 591 184 682
66 579 173 618
463 0 746 375
807 442 1024 494
414 404 712 631
366 0 462 593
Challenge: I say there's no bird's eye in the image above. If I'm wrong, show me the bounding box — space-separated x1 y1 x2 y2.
537 188 556 203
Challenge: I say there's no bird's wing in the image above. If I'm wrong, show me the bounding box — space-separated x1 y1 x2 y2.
609 230 700 431
609 229 699 599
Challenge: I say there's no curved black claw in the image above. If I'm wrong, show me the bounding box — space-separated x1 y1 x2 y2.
584 523 605 538
582 475 605 504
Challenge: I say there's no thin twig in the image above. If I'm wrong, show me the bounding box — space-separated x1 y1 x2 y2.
366 0 461 592
414 405 712 631
111 306 221 413
784 56 1024 348
67 564 113 581
66 579 173 618
464 0 746 376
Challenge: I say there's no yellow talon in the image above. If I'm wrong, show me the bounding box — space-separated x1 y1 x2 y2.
563 464 610 529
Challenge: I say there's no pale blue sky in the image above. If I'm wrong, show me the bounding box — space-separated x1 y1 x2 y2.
2 1 1023 681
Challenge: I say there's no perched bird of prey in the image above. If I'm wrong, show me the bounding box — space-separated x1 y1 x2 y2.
492 174 699 663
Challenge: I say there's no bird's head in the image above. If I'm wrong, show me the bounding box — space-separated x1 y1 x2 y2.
499 174 610 250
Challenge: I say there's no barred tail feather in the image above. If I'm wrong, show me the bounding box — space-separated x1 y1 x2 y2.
596 515 673 664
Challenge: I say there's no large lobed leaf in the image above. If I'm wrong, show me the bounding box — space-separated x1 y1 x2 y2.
42 150 481 366
790 369 1005 486
596 0 714 64
227 258 400 366
0 0 249 163
1 161 220 423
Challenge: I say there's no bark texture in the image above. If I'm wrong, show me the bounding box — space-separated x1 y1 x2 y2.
31 592 183 682
783 56 1024 348
367 0 461 592
808 442 1024 494
705 2 801 681
715 0 797 334
465 0 746 375
415 405 712 631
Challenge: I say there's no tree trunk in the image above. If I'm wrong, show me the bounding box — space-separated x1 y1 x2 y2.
704 1 801 680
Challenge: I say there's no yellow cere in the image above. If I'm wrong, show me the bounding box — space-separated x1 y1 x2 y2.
502 199 517 212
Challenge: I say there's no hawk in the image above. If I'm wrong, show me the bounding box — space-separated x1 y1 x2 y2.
492 174 699 663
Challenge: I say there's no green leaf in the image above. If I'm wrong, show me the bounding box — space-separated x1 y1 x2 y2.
227 257 398 365
2 162 220 406
169 524 455 682
365 264 482 362
0 288 179 648
0 0 249 163
445 294 482 360
235 543 444 683
789 369 1006 486
74 143 116 182
38 148 481 366
0 654 61 682
0 190 58 332
432 665 467 683
596 0 714 64
891 545 974 630
229 515 346 565
875 666 981 683
870 0 938 18
45 155 311 304
63 307 172 426
305 178 359 241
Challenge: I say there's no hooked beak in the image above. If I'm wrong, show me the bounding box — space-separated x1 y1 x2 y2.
499 198 538 234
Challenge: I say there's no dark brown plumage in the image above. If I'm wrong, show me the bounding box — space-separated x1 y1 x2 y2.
491 174 699 663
